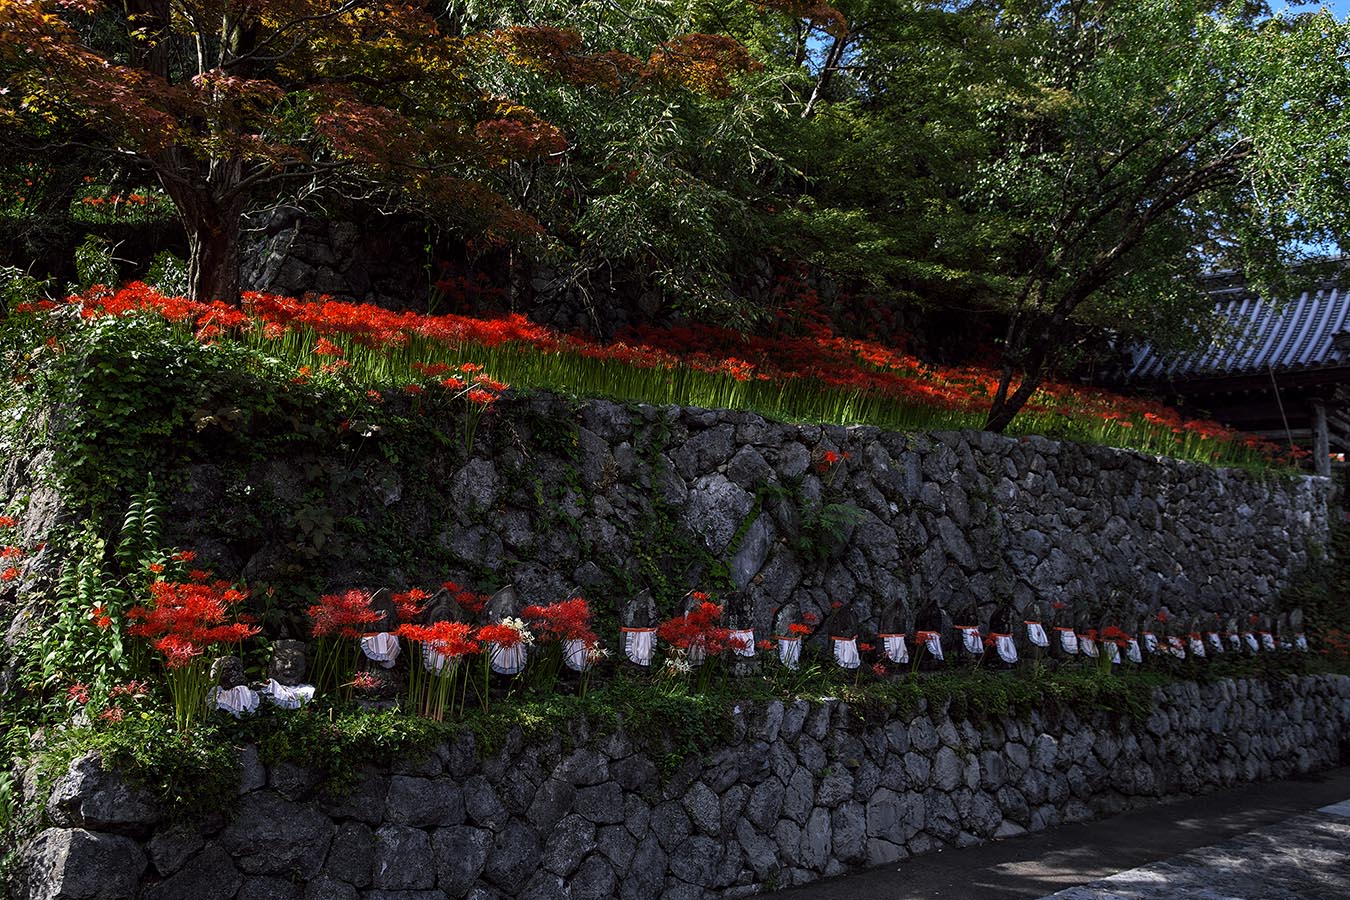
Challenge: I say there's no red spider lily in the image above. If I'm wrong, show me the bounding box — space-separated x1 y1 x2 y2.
309 589 384 639
1099 626 1131 647
61 282 1290 466
757 639 774 652
109 680 150 698
802 612 820 625
127 580 259 668
859 642 874 653
67 683 89 704
1 546 23 559
1051 600 1066 611
89 604 112 629
398 621 480 658
657 602 746 655
522 598 597 645
2 567 18 582
453 589 489 616
392 588 430 622
173 551 196 563
787 622 812 636
0 516 18 528
1156 611 1171 623
147 563 165 574
466 387 497 406
871 662 887 677
476 622 530 648
188 569 211 583
313 338 345 357
99 707 126 723
351 671 380 692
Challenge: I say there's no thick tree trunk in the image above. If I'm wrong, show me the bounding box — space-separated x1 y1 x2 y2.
184 199 245 302
983 374 1044 433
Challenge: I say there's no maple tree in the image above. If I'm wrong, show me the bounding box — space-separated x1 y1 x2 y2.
0 2 774 304
0 2 570 301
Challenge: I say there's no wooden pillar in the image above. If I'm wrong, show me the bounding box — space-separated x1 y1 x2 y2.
1313 400 1331 477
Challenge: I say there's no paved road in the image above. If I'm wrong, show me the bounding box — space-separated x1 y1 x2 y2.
1044 804 1350 899
770 767 1350 900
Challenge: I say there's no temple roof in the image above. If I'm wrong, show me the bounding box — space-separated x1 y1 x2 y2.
1127 270 1350 383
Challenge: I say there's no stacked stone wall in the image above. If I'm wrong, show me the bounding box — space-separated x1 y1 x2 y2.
17 675 1350 900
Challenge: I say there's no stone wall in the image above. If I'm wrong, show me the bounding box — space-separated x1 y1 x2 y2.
16 674 1350 900
159 395 1333 639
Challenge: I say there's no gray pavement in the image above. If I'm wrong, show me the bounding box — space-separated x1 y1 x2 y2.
770 767 1350 900
1043 808 1350 899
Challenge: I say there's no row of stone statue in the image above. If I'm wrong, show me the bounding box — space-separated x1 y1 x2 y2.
211 586 1312 712
616 589 1311 671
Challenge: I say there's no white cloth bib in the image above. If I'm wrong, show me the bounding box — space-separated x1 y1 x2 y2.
1168 636 1187 659
1105 641 1121 664
1078 635 1099 658
260 679 315 710
1057 628 1078 654
881 634 909 664
212 685 260 718
993 633 1018 664
1025 621 1049 647
1142 632 1159 654
422 649 454 675
622 628 656 666
777 636 802 670
730 629 756 658
1244 632 1259 652
957 626 983 655
562 638 592 672
833 637 861 669
918 631 944 661
1260 632 1276 651
1295 633 1309 652
1226 633 1241 651
489 642 527 675
1126 639 1142 663
1188 636 1205 658
360 632 401 668
1206 632 1224 653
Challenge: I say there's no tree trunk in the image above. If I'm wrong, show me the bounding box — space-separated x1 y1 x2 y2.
184 199 245 302
982 373 1044 433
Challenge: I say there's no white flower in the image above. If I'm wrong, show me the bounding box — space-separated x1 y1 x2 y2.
663 657 692 675
499 617 535 646
586 646 611 663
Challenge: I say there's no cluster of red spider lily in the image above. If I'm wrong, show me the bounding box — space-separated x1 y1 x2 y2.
308 589 387 640
397 620 480 659
522 597 598 646
656 598 750 657
0 514 31 583
18 282 1298 467
122 575 258 731
126 579 258 668
1320 628 1350 661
